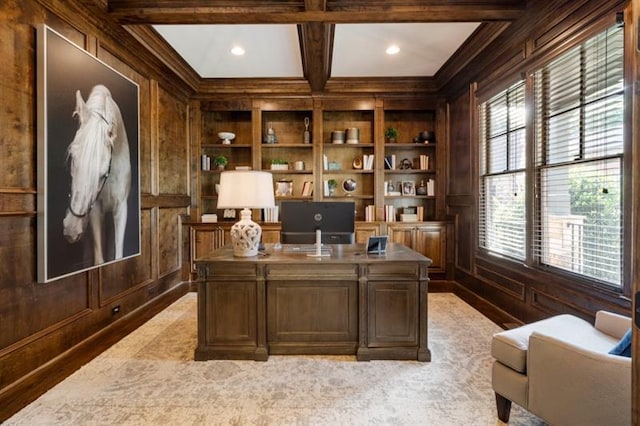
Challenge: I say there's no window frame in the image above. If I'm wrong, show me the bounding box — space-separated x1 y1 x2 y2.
533 24 625 290
475 19 630 296
478 81 527 262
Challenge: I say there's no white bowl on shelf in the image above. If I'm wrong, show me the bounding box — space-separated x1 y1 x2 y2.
218 132 236 144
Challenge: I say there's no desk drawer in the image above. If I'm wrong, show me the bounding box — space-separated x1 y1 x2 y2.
201 263 258 279
266 264 358 280
366 263 421 280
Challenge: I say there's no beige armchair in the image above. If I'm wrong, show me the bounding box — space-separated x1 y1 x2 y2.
491 311 631 426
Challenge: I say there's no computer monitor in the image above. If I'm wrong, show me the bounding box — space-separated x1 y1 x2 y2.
280 201 355 244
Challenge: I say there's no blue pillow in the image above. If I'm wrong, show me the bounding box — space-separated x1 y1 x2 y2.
609 328 632 357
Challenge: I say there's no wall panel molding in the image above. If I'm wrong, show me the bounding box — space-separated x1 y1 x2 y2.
475 263 526 301
530 288 594 320
0 283 189 421
0 189 36 216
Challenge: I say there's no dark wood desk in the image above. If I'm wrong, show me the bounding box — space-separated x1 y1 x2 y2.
194 243 431 362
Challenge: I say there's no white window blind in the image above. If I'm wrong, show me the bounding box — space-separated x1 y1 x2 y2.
534 25 624 286
479 81 526 260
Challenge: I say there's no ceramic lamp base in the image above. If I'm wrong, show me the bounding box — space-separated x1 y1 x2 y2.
230 208 262 257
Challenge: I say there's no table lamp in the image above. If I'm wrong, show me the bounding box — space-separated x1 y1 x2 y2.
217 170 275 257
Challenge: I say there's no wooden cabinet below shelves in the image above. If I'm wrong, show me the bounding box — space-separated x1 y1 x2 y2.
355 222 381 243
387 222 447 273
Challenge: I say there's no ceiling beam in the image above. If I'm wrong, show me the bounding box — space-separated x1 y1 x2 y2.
107 0 526 24
298 23 334 92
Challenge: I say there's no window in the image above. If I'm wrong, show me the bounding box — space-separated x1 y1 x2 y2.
479 81 526 260
534 25 624 287
478 24 625 289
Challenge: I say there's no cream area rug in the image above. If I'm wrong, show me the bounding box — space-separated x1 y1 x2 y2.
7 293 545 425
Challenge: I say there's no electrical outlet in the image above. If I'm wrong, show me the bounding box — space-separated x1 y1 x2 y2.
111 305 120 315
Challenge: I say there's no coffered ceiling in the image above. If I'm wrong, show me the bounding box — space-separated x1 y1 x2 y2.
106 0 527 92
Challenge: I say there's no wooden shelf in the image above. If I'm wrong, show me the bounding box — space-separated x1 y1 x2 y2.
384 169 435 174
385 143 435 148
325 195 374 200
384 195 436 200
262 143 314 148
269 170 313 174
323 169 374 174
275 196 314 201
202 143 252 148
324 143 375 148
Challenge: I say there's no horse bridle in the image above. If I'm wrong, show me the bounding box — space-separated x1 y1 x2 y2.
67 111 114 218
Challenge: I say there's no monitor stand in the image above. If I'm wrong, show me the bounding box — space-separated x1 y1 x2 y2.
307 229 330 257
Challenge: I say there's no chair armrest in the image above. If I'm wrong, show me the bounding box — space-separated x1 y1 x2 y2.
528 332 631 426
595 311 631 339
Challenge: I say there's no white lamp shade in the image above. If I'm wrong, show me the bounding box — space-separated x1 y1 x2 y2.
217 171 275 209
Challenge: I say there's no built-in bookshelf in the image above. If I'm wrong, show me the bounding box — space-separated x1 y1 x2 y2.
194 97 442 223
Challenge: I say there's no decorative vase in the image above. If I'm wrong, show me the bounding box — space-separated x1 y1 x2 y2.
417 180 428 195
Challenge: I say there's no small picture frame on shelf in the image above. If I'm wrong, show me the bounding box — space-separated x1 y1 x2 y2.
366 236 388 255
402 181 416 196
275 179 293 197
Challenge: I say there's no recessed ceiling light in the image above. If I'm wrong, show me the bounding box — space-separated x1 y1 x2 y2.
231 46 245 56
386 45 400 55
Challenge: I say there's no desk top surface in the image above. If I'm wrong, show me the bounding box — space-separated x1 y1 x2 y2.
195 243 432 265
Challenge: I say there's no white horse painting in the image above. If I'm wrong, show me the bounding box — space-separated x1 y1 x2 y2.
63 84 131 265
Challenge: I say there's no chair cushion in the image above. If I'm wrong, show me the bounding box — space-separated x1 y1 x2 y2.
608 328 632 357
491 314 617 373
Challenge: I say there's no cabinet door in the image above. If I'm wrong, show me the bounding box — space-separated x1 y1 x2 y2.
204 281 257 346
413 224 446 272
261 229 281 244
355 223 380 243
368 281 418 347
387 224 414 248
193 228 225 260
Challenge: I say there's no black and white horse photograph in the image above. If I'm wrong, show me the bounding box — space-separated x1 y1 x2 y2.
37 26 140 282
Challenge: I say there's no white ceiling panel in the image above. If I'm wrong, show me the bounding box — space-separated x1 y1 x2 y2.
331 23 481 77
153 24 304 78
154 22 480 80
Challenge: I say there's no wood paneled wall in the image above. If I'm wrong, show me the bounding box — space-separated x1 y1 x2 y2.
444 0 634 325
0 0 191 420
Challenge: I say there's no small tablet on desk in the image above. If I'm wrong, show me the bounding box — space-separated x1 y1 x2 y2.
366 236 388 255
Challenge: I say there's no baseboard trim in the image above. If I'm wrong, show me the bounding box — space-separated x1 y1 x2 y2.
0 282 190 422
452 282 523 329
428 280 456 292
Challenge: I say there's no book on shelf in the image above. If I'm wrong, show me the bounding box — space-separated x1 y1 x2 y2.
384 154 397 170
201 214 217 223
427 179 435 196
301 181 313 197
363 154 374 170
419 154 429 170
364 205 376 222
416 206 424 222
263 206 279 223
201 154 211 171
384 205 396 222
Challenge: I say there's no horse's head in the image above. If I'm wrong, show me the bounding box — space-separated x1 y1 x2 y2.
63 85 117 243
